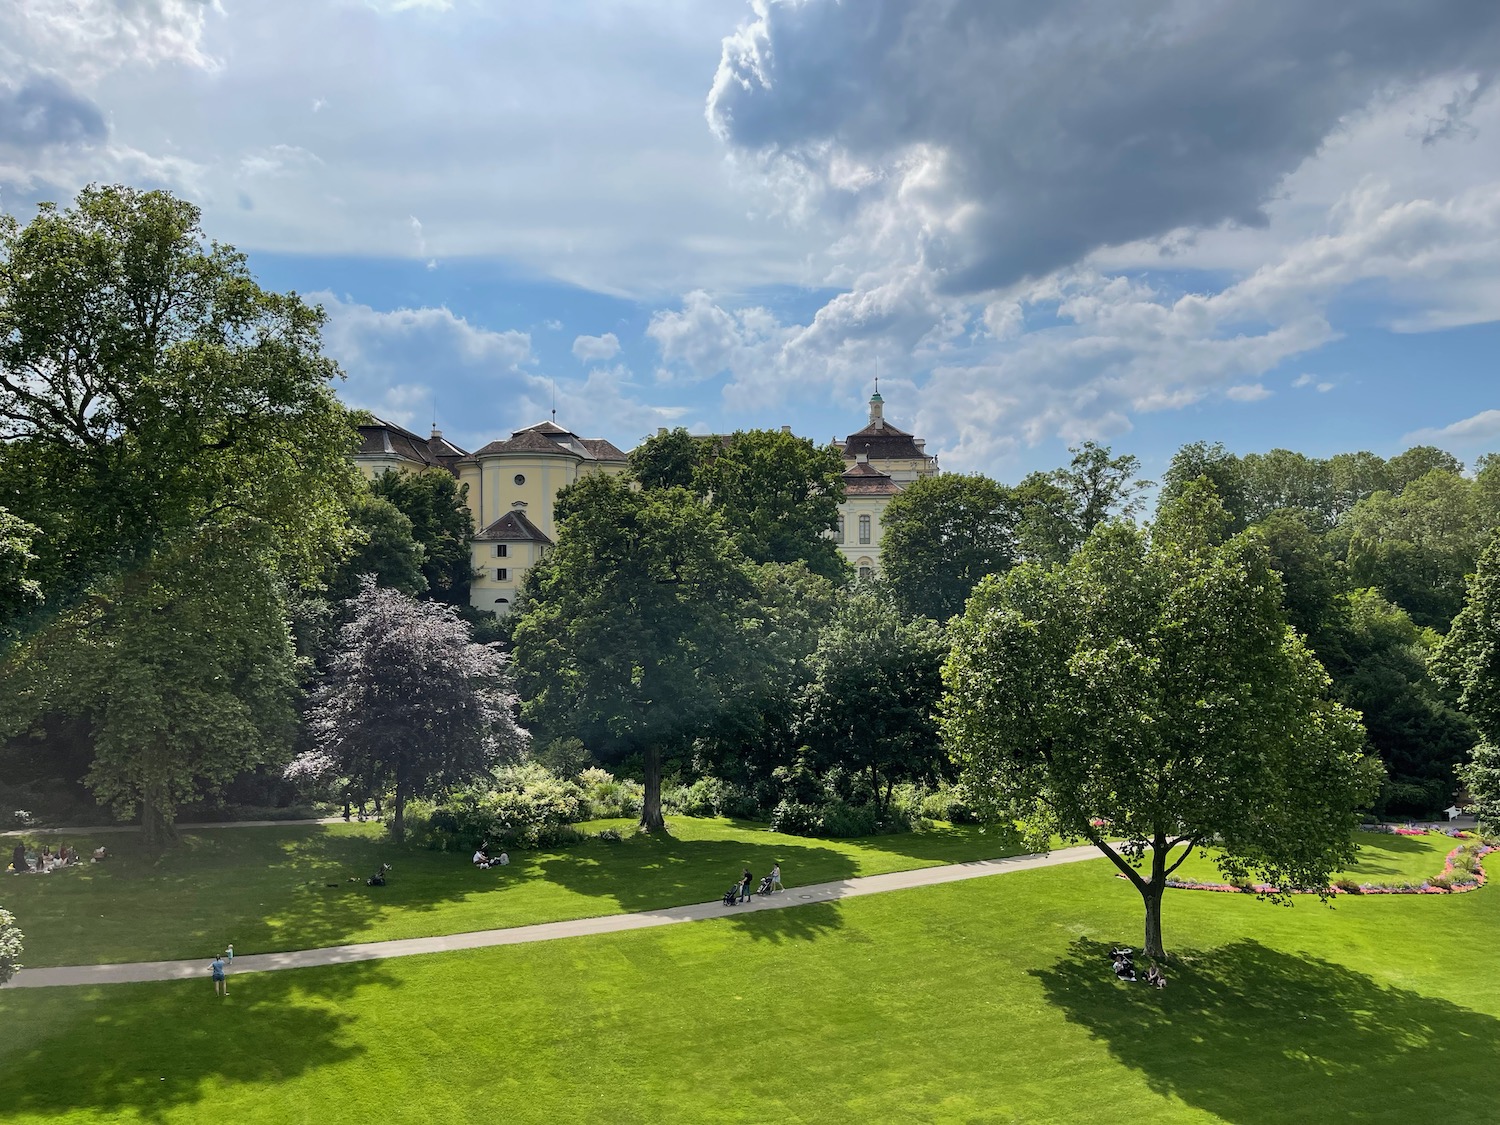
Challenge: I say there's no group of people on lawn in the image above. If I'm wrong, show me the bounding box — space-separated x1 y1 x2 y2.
9 841 106 874
471 844 509 870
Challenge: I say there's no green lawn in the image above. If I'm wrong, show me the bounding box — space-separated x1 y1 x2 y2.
1 848 1496 1124
1 816 1024 967
1166 828 1458 887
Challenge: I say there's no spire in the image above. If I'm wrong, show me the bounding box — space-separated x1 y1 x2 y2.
868 379 885 426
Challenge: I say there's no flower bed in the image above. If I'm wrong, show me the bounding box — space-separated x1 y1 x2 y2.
1142 837 1496 897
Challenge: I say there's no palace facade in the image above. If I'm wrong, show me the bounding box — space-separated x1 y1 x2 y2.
354 390 936 614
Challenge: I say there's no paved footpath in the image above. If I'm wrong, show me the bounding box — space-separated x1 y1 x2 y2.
5 845 1103 989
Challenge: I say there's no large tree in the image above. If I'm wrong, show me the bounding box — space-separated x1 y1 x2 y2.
3 526 302 843
880 473 1019 622
1435 535 1500 831
325 493 427 602
797 587 948 815
628 426 848 581
1336 468 1487 630
942 484 1377 960
0 505 42 649
0 185 359 607
511 473 762 830
292 580 527 842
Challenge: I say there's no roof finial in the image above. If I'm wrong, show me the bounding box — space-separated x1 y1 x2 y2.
868 380 885 426
551 379 557 423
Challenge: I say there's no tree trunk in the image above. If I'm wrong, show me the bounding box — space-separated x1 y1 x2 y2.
392 770 406 843
1142 835 1168 961
639 744 665 832
140 784 176 847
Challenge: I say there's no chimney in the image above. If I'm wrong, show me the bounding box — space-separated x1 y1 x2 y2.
658 427 668 436
915 439 926 452
780 424 792 433
856 453 869 465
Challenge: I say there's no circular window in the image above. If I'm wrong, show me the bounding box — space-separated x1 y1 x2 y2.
513 474 526 486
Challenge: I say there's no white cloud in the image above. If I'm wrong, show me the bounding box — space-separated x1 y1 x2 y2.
1403 409 1500 447
1226 384 1273 403
0 0 221 82
1293 374 1316 388
571 332 621 362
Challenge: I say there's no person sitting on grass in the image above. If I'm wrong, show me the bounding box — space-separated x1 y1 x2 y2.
91 846 109 862
9 843 27 874
472 847 490 869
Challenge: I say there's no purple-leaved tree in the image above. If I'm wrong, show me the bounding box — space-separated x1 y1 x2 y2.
289 579 528 841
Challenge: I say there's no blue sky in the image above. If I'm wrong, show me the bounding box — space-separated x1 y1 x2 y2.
3 1 1499 482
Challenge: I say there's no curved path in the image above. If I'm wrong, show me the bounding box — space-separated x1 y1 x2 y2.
5 845 1103 989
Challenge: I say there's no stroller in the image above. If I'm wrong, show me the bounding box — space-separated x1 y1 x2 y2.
757 875 774 896
722 884 740 906
367 863 391 887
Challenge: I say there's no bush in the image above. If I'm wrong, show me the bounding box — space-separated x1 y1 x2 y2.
407 763 589 851
534 737 594 779
664 776 762 820
0 907 22 986
769 800 822 836
1333 876 1363 894
919 785 984 825
819 798 884 838
578 768 642 820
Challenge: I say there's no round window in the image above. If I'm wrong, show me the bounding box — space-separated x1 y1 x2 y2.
513 474 526 486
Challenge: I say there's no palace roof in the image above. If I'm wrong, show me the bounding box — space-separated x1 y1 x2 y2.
842 460 903 497
356 418 469 470
840 418 933 464
474 509 553 544
462 421 628 463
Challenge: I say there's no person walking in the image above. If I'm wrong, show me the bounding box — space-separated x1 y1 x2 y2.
211 953 228 997
770 862 784 893
225 944 234 967
739 868 753 904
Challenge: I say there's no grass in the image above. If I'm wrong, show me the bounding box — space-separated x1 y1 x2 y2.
1165 828 1458 887
1 847 1497 1124
1 816 1025 967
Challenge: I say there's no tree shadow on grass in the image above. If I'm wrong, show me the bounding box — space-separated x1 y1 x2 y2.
1032 938 1500 1124
1346 833 1442 878
0 961 399 1121
722 899 845 944
536 827 861 916
836 821 1026 864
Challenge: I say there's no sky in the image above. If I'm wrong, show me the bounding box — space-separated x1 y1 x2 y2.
3 0 1499 483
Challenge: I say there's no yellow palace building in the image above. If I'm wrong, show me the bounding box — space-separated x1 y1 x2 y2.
353 390 935 614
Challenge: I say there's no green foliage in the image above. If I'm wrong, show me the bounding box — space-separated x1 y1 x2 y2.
1337 468 1489 630
629 426 849 581
370 468 476 605
1012 441 1151 562
1333 589 1474 815
294 581 528 841
943 480 1378 957
0 505 42 648
0 185 360 611
663 775 759 819
1436 534 1500 830
325 492 427 601
1160 442 1249 530
797 587 949 814
409 763 587 851
577 767 643 819
2 526 300 843
512 473 764 830
534 737 595 779
1254 507 1351 662
0 906 21 985
880 473 1019 621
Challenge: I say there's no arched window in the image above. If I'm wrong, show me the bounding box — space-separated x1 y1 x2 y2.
858 514 871 545
858 565 873 581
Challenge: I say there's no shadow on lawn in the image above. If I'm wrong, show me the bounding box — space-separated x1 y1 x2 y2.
724 899 845 943
1033 938 1500 1124
1346 832 1439 878
0 962 399 1120
536 826 862 914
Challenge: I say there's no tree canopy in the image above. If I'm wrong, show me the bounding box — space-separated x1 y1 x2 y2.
627 426 848 580
292 580 527 842
797 588 948 814
1436 535 1500 830
880 473 1019 621
511 473 763 830
942 484 1377 959
370 468 475 605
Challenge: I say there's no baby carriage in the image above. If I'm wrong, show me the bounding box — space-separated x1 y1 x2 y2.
722 884 740 906
367 863 391 887
757 875 774 896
